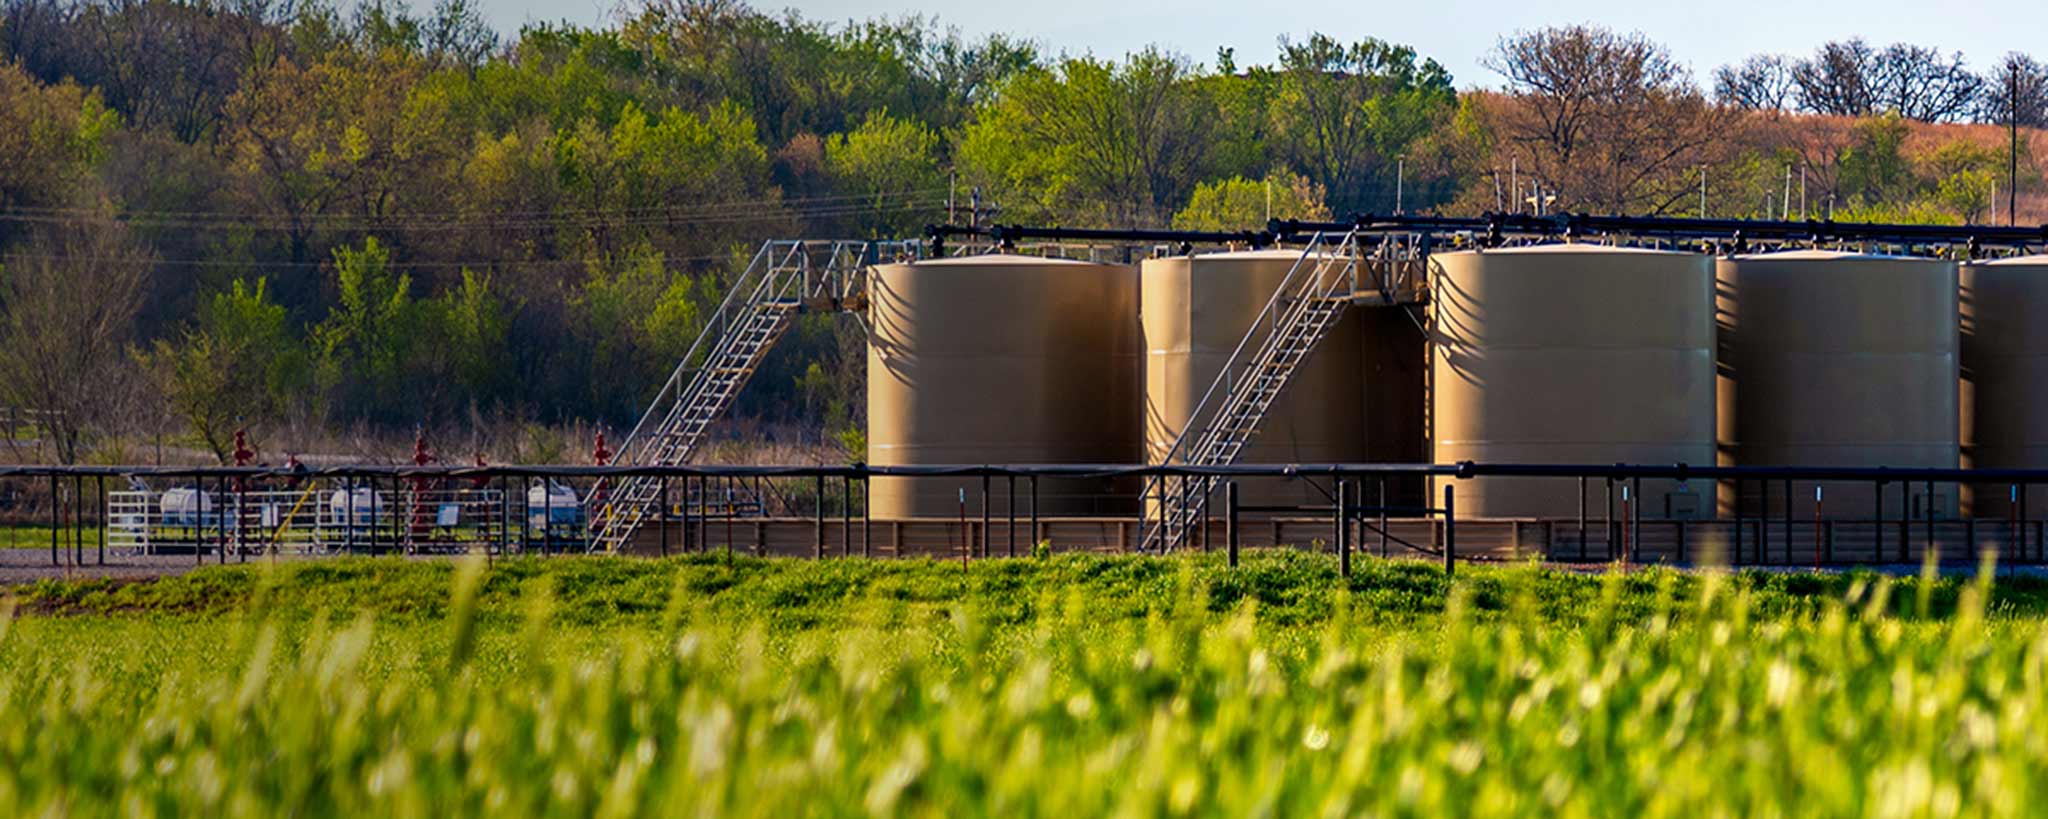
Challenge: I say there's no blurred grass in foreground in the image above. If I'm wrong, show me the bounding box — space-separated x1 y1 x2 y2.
1 552 2044 815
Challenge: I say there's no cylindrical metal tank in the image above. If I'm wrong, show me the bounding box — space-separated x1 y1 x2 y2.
867 254 1141 517
1961 255 2048 517
1142 250 1367 511
1432 244 1718 518
1718 250 1959 519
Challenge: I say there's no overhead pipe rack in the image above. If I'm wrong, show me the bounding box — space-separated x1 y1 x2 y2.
925 223 1276 258
1271 213 2048 256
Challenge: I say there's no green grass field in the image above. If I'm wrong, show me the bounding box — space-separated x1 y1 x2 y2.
0 523 106 551
3 552 2046 815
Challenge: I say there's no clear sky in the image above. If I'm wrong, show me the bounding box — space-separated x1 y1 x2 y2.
481 0 2048 89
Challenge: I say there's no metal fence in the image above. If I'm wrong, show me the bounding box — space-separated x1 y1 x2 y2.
12 461 2048 573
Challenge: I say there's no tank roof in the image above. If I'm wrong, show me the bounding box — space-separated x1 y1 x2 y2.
1163 248 1344 262
1729 248 1947 262
910 253 1116 267
1447 242 1699 257
1970 254 2048 266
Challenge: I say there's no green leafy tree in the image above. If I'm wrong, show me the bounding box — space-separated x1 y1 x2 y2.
548 101 773 264
1837 113 1915 207
314 238 430 421
1270 34 1457 214
222 47 457 307
438 270 516 405
1172 172 1331 231
0 64 115 239
826 111 943 237
959 50 1225 226
1922 138 2002 222
142 279 301 461
572 248 671 418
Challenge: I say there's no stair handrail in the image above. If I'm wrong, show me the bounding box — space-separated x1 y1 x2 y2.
1140 229 1363 550
613 240 797 464
1151 230 1354 470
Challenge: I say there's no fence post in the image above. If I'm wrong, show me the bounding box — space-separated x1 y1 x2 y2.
1578 475 1589 562
679 476 693 553
1603 477 1615 561
1029 476 1040 550
96 475 105 566
1898 480 1909 563
48 473 58 567
1336 479 1351 578
1733 478 1745 566
1924 479 1936 562
1226 480 1240 568
1379 477 1390 558
2023 485 2031 564
1443 483 1457 577
1631 476 1643 565
814 473 826 559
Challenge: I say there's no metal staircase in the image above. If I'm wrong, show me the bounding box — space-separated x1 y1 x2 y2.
587 239 889 553
1140 229 1368 553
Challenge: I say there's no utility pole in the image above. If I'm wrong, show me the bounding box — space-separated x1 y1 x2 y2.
1699 165 1707 218
1782 165 1793 221
2011 60 2022 227
1395 157 1405 215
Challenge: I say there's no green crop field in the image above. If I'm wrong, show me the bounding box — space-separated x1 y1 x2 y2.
2 552 2046 816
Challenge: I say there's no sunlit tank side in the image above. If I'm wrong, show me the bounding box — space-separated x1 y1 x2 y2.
1717 250 1959 520
867 254 1142 517
1432 244 1718 518
1140 250 1368 513
1960 255 2048 517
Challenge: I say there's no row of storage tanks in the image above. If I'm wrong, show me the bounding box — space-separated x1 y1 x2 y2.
864 246 2048 520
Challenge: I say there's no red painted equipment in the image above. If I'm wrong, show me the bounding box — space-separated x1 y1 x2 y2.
408 429 440 539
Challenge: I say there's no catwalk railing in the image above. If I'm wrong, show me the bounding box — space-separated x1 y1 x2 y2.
9 462 2048 572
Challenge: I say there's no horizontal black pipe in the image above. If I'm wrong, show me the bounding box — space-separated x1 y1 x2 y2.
927 223 1275 248
1270 213 2048 249
15 461 2048 485
0 462 1455 481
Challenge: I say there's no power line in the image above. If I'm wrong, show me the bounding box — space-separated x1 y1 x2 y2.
1 199 946 269
0 186 947 219
0 189 952 233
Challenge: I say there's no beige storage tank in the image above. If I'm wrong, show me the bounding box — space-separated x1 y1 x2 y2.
1432 244 1718 518
1718 250 1959 519
1144 250 1366 511
1961 256 2048 517
867 254 1141 517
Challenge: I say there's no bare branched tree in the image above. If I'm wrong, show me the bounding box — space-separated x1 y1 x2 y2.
0 221 152 463
1792 39 1881 116
1874 43 1983 123
1792 39 1983 122
1980 53 2048 127
1714 54 1796 111
424 0 499 73
1485 25 1734 215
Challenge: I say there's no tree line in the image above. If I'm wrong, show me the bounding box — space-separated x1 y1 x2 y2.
0 0 2041 462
